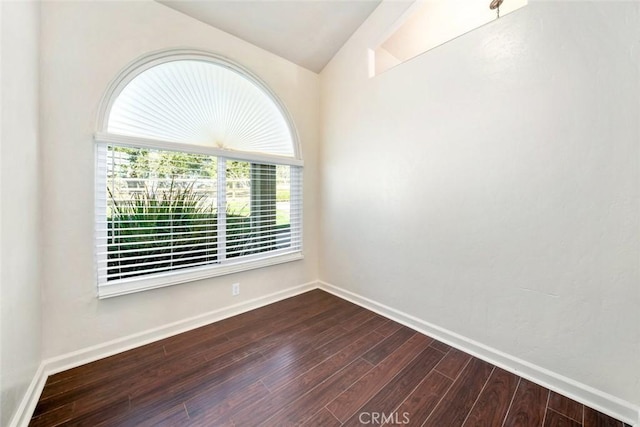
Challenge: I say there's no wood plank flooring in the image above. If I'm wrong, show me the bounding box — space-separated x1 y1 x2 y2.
30 290 629 427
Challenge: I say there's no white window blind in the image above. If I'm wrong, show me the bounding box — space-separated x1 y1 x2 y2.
95 52 303 298
107 59 294 157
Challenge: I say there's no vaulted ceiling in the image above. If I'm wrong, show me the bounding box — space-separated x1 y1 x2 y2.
158 0 384 73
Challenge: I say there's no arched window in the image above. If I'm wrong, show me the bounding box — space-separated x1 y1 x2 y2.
95 50 303 298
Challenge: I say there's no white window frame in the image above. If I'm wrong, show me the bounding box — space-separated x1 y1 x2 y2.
94 49 304 299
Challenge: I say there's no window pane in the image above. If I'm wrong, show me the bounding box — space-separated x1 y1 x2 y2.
276 165 291 227
225 162 292 258
102 145 218 281
275 165 293 250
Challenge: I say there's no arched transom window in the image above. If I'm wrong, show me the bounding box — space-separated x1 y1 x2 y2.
95 50 303 298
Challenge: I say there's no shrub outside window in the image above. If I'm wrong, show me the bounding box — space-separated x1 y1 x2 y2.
95 50 303 298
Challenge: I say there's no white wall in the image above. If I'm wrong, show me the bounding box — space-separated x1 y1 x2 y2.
321 0 640 408
40 1 320 359
0 1 41 425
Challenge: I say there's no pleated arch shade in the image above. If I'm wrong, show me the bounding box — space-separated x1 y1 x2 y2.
107 59 295 157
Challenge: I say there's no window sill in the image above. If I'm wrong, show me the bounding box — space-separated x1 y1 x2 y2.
97 251 304 299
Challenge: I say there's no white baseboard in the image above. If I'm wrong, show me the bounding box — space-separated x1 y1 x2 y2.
318 281 640 427
7 363 47 427
43 281 317 377
9 280 317 427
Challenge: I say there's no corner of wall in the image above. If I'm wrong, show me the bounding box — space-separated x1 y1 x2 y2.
8 280 319 426
318 281 640 426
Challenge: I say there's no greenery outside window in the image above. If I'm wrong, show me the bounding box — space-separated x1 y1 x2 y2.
95 50 303 298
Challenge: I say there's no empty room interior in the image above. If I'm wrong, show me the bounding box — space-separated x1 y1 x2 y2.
1 0 639 426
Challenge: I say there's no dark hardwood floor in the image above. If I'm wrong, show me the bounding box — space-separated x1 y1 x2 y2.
30 290 629 426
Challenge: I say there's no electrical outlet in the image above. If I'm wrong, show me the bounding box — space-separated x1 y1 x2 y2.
232 283 240 296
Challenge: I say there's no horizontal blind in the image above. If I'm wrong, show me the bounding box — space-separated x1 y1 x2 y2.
96 143 302 286
225 162 301 259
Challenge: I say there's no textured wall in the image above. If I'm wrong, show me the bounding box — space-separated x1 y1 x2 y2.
320 1 640 406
